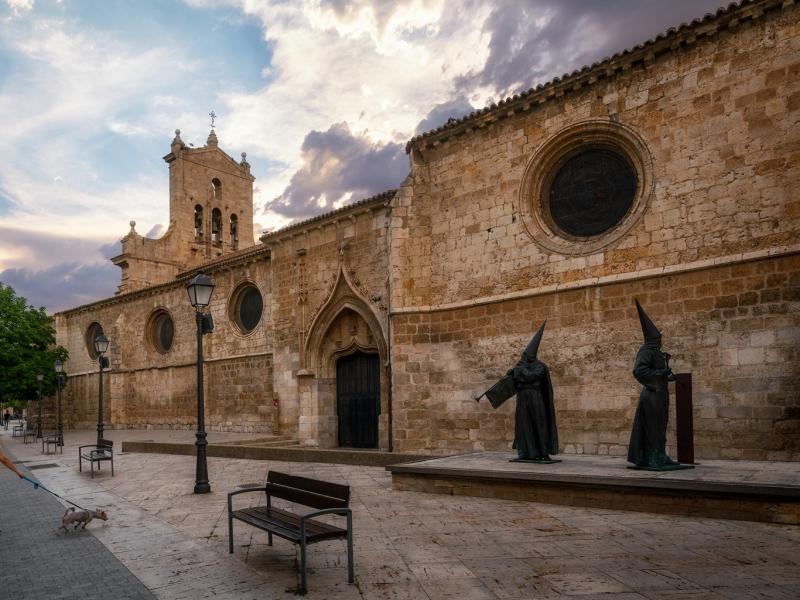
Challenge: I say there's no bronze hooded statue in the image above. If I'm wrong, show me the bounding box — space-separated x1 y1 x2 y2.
628 300 691 470
477 322 559 463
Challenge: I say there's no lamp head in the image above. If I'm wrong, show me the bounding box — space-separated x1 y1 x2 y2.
186 271 215 309
54 358 63 373
94 333 110 355
36 373 43 382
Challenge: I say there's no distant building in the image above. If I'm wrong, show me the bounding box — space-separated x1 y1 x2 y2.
56 0 800 460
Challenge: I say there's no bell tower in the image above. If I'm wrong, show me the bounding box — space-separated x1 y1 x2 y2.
111 127 256 294
162 127 256 266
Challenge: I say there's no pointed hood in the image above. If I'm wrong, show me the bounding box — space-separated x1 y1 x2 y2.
521 321 546 361
635 299 662 344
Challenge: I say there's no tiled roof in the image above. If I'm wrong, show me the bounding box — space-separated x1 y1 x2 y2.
406 0 782 152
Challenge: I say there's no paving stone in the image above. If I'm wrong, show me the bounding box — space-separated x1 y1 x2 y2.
4 428 800 600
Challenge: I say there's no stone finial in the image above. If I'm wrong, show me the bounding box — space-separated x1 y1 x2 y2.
129 220 136 233
206 128 218 147
171 129 185 151
240 151 250 169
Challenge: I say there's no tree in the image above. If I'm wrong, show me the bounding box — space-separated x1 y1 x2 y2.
0 283 68 405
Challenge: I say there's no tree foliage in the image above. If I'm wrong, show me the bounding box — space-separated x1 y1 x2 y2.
0 283 68 403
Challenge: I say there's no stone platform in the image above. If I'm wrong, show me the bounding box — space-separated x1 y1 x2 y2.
122 437 430 467
388 452 800 525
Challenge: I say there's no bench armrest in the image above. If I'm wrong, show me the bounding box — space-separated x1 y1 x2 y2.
227 487 268 512
299 507 352 521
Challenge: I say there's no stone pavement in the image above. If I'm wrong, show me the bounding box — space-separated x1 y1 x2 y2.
0 441 155 600
3 428 800 599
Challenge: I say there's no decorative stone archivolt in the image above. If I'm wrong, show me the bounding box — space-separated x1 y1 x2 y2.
302 264 387 376
518 119 654 255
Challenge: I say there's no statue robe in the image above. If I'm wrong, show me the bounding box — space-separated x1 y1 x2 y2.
627 344 672 467
509 360 558 459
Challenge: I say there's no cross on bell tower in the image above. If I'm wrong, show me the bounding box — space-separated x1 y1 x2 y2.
209 110 217 129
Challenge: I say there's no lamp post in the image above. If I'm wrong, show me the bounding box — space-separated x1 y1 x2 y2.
186 271 215 494
94 334 110 445
54 359 64 446
35 373 43 439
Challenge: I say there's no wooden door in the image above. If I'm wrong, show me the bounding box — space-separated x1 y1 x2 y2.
336 352 380 448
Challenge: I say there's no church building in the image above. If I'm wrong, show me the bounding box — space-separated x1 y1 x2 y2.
55 0 799 460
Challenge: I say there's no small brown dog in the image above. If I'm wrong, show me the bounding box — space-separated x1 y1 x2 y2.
58 507 108 532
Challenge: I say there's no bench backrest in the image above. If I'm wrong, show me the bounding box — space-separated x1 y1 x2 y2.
98 439 113 450
266 471 350 509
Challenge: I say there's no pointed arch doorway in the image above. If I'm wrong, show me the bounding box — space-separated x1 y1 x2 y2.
336 351 380 448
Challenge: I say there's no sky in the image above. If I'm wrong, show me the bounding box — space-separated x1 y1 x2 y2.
0 0 726 312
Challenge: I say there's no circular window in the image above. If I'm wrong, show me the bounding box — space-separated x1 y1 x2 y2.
519 120 653 255
231 283 263 334
85 322 104 360
548 149 637 238
148 310 174 354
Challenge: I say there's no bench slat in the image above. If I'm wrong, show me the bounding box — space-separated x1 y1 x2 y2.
232 506 347 543
266 483 349 510
268 471 349 503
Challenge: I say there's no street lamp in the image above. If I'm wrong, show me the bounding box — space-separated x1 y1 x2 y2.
54 359 64 446
36 373 43 439
186 271 215 494
94 333 110 445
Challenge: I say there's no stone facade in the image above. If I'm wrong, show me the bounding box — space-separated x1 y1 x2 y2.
55 0 799 460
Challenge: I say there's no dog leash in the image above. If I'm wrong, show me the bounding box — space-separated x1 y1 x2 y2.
21 475 88 511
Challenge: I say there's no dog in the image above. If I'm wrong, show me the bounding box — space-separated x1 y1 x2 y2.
58 507 108 532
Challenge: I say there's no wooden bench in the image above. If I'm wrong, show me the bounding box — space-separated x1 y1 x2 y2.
78 439 114 478
227 470 354 594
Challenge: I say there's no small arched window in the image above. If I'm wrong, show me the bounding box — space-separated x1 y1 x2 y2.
211 178 222 201
230 214 238 249
211 208 222 243
194 205 203 238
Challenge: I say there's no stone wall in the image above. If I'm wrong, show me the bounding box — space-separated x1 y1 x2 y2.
390 253 800 459
396 2 799 311
390 2 800 459
56 255 275 433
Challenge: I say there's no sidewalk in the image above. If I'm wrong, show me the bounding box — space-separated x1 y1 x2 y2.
0 442 155 600
2 427 800 599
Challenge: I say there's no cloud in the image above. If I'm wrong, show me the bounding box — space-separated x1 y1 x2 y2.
4 0 33 16
145 224 165 239
267 122 407 220
414 96 475 135
456 0 726 99
0 260 118 313
0 226 120 312
0 226 115 272
212 0 490 202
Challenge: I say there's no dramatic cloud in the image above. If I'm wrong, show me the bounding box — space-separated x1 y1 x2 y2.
267 122 407 220
0 227 119 312
414 97 475 135
457 0 725 99
0 261 118 313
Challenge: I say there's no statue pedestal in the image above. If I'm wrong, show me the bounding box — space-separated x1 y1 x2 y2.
627 463 694 471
